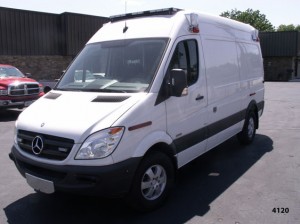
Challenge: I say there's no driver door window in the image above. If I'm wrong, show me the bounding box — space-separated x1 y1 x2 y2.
168 39 199 86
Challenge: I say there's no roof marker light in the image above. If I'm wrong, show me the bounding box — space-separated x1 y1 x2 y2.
186 13 199 33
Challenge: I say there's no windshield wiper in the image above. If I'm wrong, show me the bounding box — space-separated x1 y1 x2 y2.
88 89 128 93
54 87 128 93
54 88 83 92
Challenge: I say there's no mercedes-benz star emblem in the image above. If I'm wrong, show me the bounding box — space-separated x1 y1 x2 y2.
32 136 44 155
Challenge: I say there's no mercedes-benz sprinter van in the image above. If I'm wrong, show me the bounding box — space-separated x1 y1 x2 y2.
10 8 264 211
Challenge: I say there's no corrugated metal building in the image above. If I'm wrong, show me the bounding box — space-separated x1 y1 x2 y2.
61 12 109 56
260 31 300 81
0 7 109 79
0 7 108 56
1 7 299 81
0 7 60 55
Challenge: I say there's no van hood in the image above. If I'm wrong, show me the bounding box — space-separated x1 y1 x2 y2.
17 91 145 143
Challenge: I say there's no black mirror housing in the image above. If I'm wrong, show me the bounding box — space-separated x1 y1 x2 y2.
170 69 188 97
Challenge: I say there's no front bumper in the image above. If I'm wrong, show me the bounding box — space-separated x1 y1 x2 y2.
0 100 29 108
0 92 44 109
0 99 34 109
9 146 141 197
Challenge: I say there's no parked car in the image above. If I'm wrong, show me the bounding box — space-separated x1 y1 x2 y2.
0 64 44 109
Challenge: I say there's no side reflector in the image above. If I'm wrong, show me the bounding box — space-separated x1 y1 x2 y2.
128 121 152 131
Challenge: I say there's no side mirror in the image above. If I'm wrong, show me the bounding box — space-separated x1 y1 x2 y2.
170 69 188 97
25 73 32 78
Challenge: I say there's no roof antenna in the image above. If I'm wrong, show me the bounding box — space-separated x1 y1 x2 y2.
123 1 128 33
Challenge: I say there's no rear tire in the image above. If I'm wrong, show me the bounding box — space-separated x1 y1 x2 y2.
237 111 257 145
126 151 175 212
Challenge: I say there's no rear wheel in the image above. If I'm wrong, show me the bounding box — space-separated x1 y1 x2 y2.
237 111 257 145
127 151 175 212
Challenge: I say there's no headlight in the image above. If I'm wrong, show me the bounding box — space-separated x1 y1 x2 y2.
75 127 124 160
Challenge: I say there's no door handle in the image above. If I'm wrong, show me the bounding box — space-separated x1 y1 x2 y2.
195 95 204 101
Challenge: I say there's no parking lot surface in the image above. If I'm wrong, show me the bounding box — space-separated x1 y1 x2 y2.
0 82 299 224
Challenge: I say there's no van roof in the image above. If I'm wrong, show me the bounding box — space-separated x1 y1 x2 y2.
88 8 257 44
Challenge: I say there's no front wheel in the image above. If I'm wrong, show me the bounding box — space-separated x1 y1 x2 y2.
237 111 257 145
126 151 175 212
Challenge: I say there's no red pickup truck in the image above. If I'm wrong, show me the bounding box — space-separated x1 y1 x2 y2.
0 64 44 109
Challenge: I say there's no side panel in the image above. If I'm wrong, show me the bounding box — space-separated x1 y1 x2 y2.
201 36 243 150
237 41 265 116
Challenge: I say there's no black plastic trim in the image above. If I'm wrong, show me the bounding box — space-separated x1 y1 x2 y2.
44 92 61 100
10 146 141 197
174 107 253 153
92 95 130 103
257 100 265 113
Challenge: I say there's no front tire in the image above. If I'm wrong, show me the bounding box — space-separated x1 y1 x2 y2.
237 111 257 145
127 151 175 212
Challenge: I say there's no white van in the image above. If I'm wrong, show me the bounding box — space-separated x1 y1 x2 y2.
10 8 264 211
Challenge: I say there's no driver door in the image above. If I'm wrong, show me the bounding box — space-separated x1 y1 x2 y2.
165 37 208 168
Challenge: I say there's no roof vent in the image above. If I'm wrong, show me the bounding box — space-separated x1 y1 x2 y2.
92 95 130 103
44 92 61 100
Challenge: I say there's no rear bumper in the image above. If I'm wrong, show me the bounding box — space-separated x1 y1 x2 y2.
9 146 141 197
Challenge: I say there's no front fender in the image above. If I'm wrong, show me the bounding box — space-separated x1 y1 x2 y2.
132 131 173 157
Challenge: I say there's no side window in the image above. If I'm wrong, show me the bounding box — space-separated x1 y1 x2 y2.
168 39 199 86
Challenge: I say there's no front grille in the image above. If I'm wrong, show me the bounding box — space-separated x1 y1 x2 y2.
17 130 75 161
8 83 40 96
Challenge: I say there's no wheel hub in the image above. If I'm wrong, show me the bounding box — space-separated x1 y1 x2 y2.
141 164 167 200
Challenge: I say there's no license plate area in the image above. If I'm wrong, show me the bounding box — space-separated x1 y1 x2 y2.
25 173 55 194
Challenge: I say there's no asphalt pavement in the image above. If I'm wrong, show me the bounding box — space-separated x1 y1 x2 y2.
0 82 299 224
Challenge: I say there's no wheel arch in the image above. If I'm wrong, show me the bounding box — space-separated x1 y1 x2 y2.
132 131 178 170
145 142 178 170
246 100 259 129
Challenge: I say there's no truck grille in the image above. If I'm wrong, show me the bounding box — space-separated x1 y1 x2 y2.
17 130 75 161
8 83 40 96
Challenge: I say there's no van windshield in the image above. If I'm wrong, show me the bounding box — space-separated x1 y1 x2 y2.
56 38 168 93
